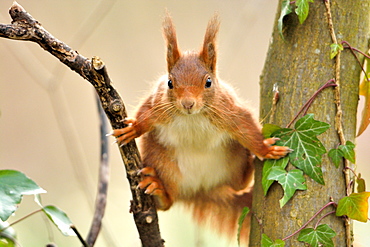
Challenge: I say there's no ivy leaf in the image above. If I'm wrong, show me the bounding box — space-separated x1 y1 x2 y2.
356 173 366 193
330 43 343 59
267 167 307 207
298 224 336 247
336 192 370 222
358 58 370 136
237 207 250 247
262 124 282 139
261 233 285 247
277 0 293 38
328 148 343 168
262 157 289 195
295 0 314 24
0 170 46 221
273 114 330 185
43 205 76 236
328 141 355 167
338 141 356 164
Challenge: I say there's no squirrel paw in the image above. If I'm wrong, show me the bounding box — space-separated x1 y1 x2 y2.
137 167 172 210
111 117 139 145
261 138 292 160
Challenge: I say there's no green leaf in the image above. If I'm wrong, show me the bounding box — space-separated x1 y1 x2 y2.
277 0 293 38
0 170 46 221
336 192 370 222
356 173 366 193
273 114 330 185
267 167 307 207
328 148 344 168
328 140 355 167
0 221 16 247
0 238 15 247
298 224 336 247
330 43 343 59
338 141 356 164
261 233 285 247
262 157 289 195
42 206 76 236
237 207 250 247
295 0 314 24
262 124 282 139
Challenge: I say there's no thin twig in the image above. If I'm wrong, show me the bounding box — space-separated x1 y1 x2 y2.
71 225 89 247
1 209 43 232
86 95 110 246
344 166 361 180
282 201 337 241
342 41 370 59
341 41 370 83
314 210 336 229
286 79 336 128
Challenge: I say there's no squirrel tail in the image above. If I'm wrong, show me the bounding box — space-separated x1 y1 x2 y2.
183 186 253 246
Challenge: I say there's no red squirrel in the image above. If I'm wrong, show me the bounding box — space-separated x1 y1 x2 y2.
112 13 290 244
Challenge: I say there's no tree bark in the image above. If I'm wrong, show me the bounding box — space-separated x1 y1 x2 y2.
250 0 370 246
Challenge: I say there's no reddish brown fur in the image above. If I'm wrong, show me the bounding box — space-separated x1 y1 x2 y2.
112 12 290 245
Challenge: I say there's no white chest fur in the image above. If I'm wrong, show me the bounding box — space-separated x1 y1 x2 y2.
155 114 233 195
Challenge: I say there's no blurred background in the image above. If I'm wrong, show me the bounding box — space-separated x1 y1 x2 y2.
0 1 369 246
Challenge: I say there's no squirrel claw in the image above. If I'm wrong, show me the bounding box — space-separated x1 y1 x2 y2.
109 117 140 145
138 167 157 176
138 177 163 194
263 137 280 146
138 170 164 193
137 167 172 210
260 138 291 160
105 131 114 137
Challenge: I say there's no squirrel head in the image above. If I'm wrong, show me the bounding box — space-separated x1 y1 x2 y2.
162 12 220 115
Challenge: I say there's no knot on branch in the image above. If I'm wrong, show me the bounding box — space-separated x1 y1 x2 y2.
92 56 112 87
110 99 124 114
135 207 159 226
9 2 38 26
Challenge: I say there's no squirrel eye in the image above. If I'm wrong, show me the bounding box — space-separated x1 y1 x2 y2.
205 77 212 88
168 79 174 89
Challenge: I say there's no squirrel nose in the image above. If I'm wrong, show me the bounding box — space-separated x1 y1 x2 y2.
181 98 195 110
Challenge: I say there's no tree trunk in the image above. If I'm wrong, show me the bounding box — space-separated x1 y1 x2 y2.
250 0 370 246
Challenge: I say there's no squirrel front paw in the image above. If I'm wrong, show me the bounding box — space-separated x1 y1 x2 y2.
110 117 140 145
260 138 292 160
138 167 173 210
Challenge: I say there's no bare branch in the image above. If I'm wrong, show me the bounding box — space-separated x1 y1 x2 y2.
86 96 110 246
0 2 164 246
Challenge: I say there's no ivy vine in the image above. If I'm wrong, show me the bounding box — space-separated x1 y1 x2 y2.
244 0 370 246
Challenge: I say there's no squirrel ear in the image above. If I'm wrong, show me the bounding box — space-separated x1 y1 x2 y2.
163 11 181 73
200 13 220 74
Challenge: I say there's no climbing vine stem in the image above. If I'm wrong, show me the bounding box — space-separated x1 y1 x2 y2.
323 0 352 245
281 201 337 241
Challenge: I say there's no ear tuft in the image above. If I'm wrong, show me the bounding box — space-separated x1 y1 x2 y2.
163 10 181 72
200 13 220 73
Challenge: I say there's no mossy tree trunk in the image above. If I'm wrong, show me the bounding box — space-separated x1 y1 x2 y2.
250 1 370 246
